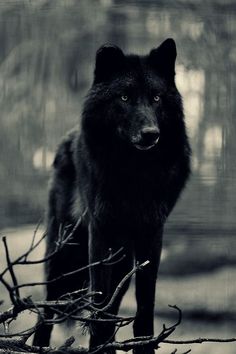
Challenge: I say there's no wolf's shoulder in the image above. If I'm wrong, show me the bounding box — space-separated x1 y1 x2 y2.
53 126 79 176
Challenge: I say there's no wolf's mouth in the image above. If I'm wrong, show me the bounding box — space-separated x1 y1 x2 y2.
134 136 160 151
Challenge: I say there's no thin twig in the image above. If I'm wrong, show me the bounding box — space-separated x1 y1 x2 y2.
2 237 20 300
0 231 47 278
0 236 20 305
28 219 43 257
98 260 150 313
12 248 125 291
164 337 236 344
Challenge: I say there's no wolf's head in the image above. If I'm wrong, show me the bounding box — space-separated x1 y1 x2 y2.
83 39 185 154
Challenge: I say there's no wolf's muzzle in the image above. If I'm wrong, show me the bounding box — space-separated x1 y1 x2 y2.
134 127 160 150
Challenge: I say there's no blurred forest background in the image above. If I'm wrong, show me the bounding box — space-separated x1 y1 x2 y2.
0 0 236 230
1 0 236 353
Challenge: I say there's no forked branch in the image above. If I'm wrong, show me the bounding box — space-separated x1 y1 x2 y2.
1 224 236 354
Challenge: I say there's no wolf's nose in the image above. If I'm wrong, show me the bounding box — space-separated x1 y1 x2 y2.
140 127 160 145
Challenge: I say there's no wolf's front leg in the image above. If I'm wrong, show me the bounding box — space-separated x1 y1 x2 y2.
88 222 133 354
133 227 163 354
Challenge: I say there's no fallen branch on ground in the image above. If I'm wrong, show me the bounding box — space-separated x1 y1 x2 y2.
1 224 236 353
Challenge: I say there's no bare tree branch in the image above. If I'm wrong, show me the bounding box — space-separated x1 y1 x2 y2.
164 337 236 344
1 225 236 354
98 260 150 313
11 248 125 291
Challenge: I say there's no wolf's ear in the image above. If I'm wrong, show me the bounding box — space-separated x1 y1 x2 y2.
94 44 125 84
149 38 177 79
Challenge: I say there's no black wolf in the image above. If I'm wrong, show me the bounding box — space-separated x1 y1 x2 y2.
33 39 191 354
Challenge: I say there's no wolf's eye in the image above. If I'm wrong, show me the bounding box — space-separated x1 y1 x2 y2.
153 95 160 102
121 95 128 102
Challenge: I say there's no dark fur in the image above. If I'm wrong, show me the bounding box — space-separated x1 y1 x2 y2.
33 39 191 354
